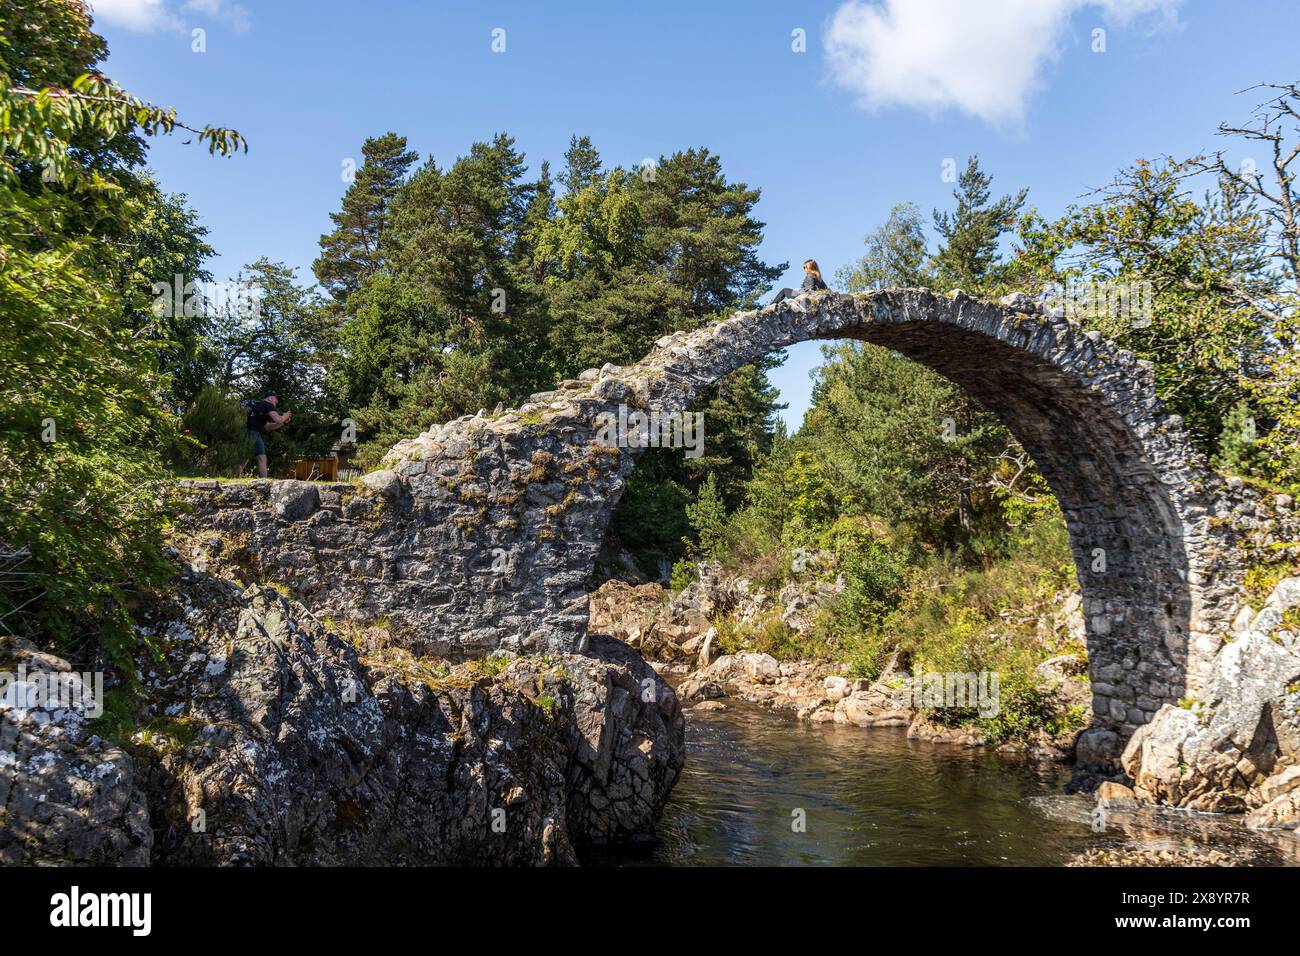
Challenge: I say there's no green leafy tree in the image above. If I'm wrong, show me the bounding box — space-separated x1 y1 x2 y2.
543 143 786 559
837 202 932 291
0 0 241 656
211 259 341 468
1202 83 1300 486
1013 155 1280 451
119 181 217 409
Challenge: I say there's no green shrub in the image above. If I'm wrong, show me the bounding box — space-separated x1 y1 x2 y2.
176 384 250 476
842 628 891 681
976 672 1073 743
1214 401 1269 479
669 558 697 593
711 610 824 661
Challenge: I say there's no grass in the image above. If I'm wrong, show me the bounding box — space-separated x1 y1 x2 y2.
1243 549 1300 609
89 686 205 755
464 655 511 678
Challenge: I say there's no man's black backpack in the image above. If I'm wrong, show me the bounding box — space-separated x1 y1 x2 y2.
241 398 266 432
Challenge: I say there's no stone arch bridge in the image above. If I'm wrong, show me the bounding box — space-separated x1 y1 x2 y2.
186 289 1251 749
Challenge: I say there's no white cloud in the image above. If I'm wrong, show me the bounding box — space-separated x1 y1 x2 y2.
91 0 181 31
824 0 1181 125
90 0 250 33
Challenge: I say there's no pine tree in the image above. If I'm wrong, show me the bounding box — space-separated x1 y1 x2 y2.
686 473 728 555
313 133 417 302
518 160 557 282
932 156 1027 293
334 134 554 458
558 135 602 193
1213 401 1269 479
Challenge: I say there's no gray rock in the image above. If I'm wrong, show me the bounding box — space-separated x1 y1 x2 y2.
360 469 402 498
1123 575 1300 812
271 480 320 521
999 291 1036 312
0 637 152 865
1076 728 1120 768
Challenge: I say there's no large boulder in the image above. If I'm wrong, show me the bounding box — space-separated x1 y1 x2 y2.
270 479 321 521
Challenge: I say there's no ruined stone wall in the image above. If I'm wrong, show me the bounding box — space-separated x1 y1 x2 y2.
179 289 1271 746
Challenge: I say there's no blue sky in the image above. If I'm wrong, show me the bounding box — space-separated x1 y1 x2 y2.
91 0 1298 426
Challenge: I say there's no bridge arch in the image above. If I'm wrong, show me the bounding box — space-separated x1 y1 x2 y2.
377 289 1239 745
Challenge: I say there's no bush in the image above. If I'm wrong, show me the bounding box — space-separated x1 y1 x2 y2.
1214 401 1270 479
712 610 812 661
176 385 250 476
977 672 1087 744
669 558 696 593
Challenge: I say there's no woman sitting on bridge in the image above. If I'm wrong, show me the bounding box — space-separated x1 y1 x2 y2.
772 259 829 304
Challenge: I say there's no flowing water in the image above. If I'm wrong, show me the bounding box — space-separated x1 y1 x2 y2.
596 700 1297 867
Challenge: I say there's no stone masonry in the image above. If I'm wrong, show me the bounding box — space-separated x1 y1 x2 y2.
180 289 1259 748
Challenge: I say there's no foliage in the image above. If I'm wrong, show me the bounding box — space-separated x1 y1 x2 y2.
931 156 1027 294
669 558 696 593
1213 401 1270 479
313 132 417 302
207 259 342 469
608 454 691 579
330 134 553 457
685 473 726 556
1012 152 1289 455
837 201 932 291
711 610 809 662
0 0 240 656
175 385 249 477
803 342 1005 538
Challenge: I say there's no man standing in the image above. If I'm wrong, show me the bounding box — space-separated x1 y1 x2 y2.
244 391 291 478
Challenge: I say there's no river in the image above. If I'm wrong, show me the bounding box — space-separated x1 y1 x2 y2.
594 700 1297 867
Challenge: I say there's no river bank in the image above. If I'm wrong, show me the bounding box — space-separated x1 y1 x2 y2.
590 570 1090 758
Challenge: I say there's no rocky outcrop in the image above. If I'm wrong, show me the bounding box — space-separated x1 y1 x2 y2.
588 580 697 663
588 560 846 670
1121 574 1300 829
0 560 684 866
